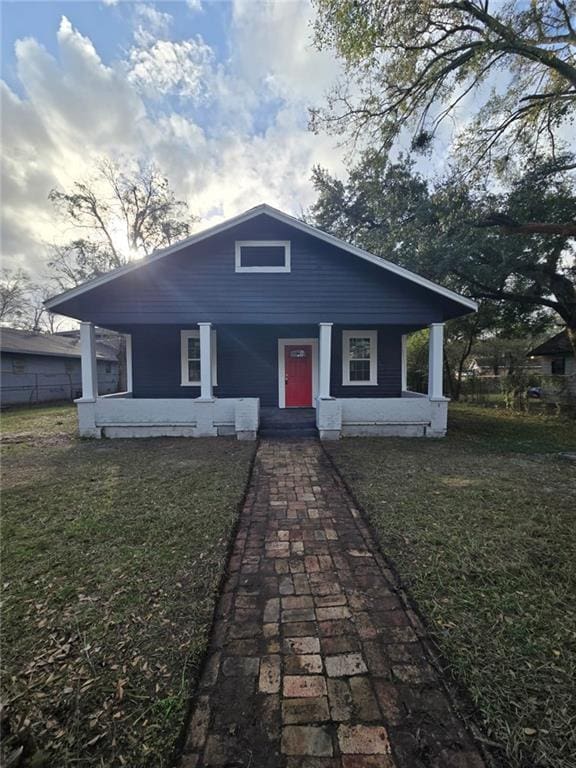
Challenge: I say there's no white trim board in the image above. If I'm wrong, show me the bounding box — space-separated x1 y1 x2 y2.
44 204 478 312
278 338 319 409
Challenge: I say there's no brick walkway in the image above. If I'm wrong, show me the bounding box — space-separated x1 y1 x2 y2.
181 440 485 768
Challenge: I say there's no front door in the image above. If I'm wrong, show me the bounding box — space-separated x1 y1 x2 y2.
284 344 313 407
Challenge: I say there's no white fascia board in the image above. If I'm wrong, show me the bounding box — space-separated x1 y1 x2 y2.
44 203 478 312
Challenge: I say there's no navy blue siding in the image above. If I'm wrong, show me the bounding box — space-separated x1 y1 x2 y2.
131 324 404 404
54 214 468 328
132 325 313 405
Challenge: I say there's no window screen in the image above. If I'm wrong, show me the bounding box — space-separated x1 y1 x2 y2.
348 338 372 382
180 330 217 386
342 330 378 385
240 245 286 268
187 336 201 383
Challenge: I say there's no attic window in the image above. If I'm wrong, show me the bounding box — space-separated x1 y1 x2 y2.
235 240 291 273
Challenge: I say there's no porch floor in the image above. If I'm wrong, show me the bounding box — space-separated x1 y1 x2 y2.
259 407 317 439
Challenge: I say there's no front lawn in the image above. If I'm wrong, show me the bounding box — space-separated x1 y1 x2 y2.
325 403 576 768
1 404 255 767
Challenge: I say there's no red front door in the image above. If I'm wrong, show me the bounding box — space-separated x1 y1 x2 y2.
285 344 313 407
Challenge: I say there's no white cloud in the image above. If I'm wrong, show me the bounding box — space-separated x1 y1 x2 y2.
186 0 202 12
230 0 340 104
132 3 172 47
1 4 345 284
128 38 214 100
14 17 145 150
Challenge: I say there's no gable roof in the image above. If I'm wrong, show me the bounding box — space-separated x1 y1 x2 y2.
0 327 117 361
44 203 477 312
528 329 573 357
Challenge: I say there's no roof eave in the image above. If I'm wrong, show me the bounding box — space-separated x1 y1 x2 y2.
2 348 115 360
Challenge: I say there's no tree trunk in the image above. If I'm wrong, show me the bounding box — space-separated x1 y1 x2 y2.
566 324 576 358
454 355 467 401
452 328 477 401
444 353 456 400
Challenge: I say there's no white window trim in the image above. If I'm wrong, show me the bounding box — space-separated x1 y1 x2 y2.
342 330 378 386
180 329 217 387
235 240 291 273
278 338 318 409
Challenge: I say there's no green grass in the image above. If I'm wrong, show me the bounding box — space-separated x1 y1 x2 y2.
449 403 576 453
1 404 255 767
1 402 77 437
325 403 576 768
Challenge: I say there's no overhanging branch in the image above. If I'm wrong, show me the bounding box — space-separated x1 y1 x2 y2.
476 215 576 237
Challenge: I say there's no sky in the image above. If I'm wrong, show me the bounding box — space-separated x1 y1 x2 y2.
1 0 349 279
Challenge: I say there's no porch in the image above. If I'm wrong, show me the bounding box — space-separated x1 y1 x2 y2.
75 321 448 440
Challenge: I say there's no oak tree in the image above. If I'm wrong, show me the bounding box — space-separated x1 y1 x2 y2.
310 152 571 374
311 0 576 234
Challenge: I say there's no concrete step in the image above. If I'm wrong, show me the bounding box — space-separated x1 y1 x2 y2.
259 427 318 439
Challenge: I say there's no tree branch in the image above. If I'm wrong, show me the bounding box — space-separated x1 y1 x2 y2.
477 215 576 236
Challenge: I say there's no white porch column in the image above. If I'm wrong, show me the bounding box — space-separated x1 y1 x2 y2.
79 321 98 401
318 322 333 400
125 334 133 392
401 334 408 391
428 323 445 399
198 322 213 400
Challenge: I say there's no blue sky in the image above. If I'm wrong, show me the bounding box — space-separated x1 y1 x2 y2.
2 0 347 278
2 1 232 95
1 0 288 140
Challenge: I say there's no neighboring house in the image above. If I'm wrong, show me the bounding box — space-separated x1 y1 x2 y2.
55 327 127 390
44 204 477 440
0 327 120 406
528 329 576 396
465 355 543 378
55 327 122 348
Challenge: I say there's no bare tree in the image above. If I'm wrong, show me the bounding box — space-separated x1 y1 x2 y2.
0 269 34 328
29 286 68 333
48 159 196 290
0 269 69 333
45 159 196 390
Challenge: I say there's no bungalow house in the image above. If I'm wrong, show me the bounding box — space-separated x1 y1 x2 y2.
44 204 477 440
528 329 576 396
0 327 120 406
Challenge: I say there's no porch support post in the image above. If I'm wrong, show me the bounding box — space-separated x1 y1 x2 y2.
428 323 444 399
79 321 98 401
318 322 333 400
401 334 407 391
125 334 133 393
198 322 213 400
